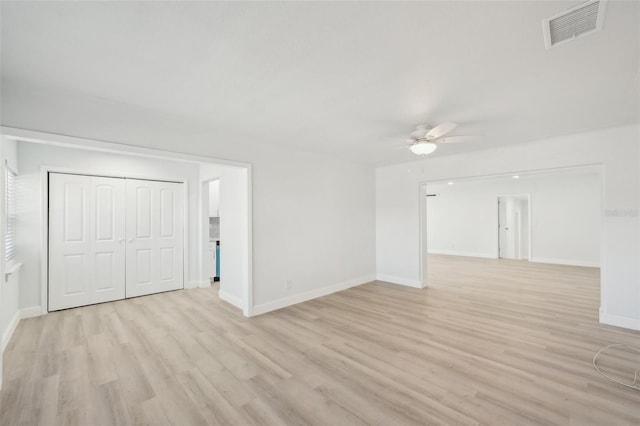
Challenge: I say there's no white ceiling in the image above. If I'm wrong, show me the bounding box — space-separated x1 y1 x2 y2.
1 1 638 165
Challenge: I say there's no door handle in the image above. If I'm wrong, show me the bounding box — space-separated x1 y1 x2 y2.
119 239 124 244
128 239 133 243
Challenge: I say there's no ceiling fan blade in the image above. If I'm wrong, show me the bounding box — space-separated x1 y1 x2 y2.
426 122 458 140
437 135 481 144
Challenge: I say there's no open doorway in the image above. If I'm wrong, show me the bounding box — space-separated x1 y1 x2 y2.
206 179 221 284
421 166 602 291
200 164 250 315
498 194 530 260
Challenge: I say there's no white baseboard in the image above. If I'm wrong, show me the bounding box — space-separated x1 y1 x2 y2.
529 257 600 268
2 309 20 354
198 280 212 288
600 309 640 331
251 274 376 317
20 306 43 319
219 289 243 309
376 274 424 288
428 250 498 259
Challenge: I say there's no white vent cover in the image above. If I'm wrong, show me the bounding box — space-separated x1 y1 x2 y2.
542 0 607 49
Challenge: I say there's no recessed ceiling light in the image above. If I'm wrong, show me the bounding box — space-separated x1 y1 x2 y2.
447 182 454 185
513 175 520 179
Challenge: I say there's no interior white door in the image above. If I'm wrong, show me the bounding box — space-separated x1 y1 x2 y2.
498 197 515 259
498 197 506 258
499 197 520 259
125 179 184 297
49 174 126 311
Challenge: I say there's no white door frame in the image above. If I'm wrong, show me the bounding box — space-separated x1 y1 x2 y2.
1 126 253 317
420 165 602 311
43 168 189 313
496 193 532 260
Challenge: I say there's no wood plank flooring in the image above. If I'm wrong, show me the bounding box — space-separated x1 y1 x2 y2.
2 255 639 425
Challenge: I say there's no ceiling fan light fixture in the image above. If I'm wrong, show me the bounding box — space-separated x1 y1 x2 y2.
409 141 438 156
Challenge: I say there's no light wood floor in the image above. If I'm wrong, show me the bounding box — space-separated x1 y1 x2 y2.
2 255 640 425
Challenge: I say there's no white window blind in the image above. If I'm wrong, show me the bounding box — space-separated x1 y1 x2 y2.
5 166 16 264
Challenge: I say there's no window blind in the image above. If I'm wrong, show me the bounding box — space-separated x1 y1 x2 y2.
5 167 16 264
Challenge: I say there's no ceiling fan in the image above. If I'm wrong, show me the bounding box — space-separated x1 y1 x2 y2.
406 122 465 156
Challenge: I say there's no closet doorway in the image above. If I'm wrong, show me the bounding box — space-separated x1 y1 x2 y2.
48 172 185 311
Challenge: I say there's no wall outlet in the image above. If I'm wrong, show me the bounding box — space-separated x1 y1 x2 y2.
286 279 292 291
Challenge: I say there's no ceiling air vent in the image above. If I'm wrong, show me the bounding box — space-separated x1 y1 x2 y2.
542 0 607 49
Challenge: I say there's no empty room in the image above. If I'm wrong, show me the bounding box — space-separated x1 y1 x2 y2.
1 1 639 425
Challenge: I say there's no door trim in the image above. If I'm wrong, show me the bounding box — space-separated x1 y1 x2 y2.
43 168 189 313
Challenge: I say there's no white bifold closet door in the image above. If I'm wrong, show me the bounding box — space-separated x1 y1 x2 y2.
125 179 184 298
49 174 184 311
49 173 126 311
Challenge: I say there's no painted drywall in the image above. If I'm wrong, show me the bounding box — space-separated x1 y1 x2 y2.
529 174 600 266
377 125 640 330
1 272 20 351
427 187 496 259
201 164 249 310
249 151 376 309
15 141 202 310
208 179 220 218
426 171 601 266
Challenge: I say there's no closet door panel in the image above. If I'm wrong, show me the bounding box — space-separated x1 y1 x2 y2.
156 182 184 292
126 179 183 298
90 176 126 304
49 174 126 311
50 174 183 309
125 179 156 297
49 174 92 311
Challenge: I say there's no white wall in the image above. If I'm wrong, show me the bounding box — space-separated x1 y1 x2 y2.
427 186 496 258
208 179 220 218
426 171 601 266
249 153 376 314
1 89 377 316
377 125 640 330
530 174 600 266
201 164 249 311
15 141 203 311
